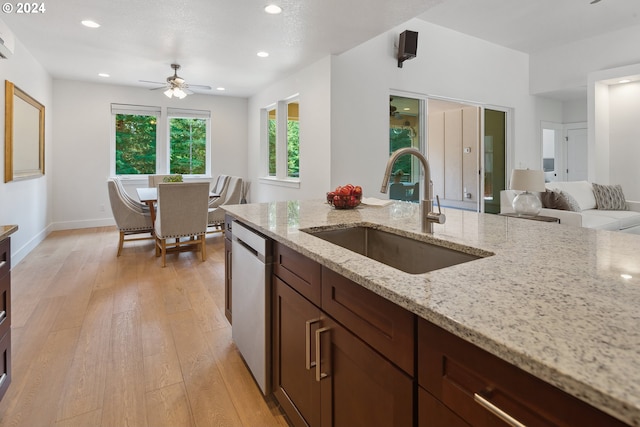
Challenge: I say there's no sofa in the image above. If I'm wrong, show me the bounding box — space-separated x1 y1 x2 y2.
500 181 640 232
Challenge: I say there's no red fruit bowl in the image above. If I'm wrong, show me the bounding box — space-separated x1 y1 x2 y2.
326 192 361 209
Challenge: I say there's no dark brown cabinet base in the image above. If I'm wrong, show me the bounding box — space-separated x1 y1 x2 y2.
0 236 11 401
272 242 414 427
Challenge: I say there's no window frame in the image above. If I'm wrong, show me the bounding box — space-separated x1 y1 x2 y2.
260 94 301 188
110 104 212 179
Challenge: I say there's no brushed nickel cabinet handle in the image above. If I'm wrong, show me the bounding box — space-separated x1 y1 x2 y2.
0 373 6 388
0 310 5 325
0 260 5 269
305 318 321 369
474 393 527 427
315 327 330 381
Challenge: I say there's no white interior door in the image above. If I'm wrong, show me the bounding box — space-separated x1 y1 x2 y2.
566 127 588 181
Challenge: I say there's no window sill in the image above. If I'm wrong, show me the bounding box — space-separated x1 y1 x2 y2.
259 176 301 189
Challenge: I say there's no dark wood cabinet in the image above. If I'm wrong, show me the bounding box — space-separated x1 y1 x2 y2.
272 242 414 427
273 276 322 427
224 214 233 323
418 319 628 427
318 315 413 427
0 237 11 401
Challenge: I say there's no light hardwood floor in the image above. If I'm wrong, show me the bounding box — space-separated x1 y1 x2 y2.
0 227 290 427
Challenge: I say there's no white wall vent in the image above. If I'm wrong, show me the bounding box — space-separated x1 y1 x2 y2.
0 19 15 59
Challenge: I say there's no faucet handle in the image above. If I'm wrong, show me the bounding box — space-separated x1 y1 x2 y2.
427 195 446 224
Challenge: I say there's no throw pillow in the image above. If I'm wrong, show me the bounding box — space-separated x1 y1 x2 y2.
540 190 571 210
592 183 628 210
558 190 582 212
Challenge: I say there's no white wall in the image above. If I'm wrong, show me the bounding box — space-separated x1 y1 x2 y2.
606 81 640 200
52 80 248 229
530 25 640 96
0 39 53 265
247 56 332 203
330 19 561 198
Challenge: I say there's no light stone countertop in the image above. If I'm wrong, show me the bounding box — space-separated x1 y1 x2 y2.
0 225 18 241
223 200 640 426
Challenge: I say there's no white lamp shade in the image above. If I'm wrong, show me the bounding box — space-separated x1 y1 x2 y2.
510 169 545 192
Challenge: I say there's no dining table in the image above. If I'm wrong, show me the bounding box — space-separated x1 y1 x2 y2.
136 186 220 228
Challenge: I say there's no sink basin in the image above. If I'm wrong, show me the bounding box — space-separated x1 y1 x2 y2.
303 226 489 274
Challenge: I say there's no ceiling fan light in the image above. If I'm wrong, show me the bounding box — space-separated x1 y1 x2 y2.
164 88 174 98
173 88 187 99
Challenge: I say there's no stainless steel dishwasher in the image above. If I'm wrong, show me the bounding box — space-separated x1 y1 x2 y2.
231 220 272 395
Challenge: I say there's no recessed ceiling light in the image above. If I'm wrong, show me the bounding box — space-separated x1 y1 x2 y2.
216 87 226 91
81 20 100 28
618 79 631 84
264 4 282 14
257 51 269 58
98 73 110 77
403 107 411 111
621 273 633 280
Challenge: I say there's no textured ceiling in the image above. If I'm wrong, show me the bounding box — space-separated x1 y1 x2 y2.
1 0 442 97
417 0 640 54
2 0 639 98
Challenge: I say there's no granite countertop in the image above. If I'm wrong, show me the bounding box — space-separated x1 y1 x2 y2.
0 225 18 241
223 199 640 426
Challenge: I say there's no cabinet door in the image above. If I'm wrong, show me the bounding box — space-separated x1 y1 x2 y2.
0 330 11 401
318 316 413 427
273 276 322 427
224 237 232 323
419 387 469 427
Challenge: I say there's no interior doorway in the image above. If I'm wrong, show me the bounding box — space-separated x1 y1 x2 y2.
566 126 588 181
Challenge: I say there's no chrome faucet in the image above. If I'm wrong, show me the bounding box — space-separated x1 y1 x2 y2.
380 147 446 233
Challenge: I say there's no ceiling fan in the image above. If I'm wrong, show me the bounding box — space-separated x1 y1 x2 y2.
140 63 211 99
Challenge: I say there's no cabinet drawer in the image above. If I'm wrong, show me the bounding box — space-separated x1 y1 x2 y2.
0 330 11 401
321 267 414 375
0 238 9 280
418 319 628 427
274 242 322 306
0 272 9 339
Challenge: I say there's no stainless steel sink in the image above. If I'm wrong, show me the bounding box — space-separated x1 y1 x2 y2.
303 226 490 274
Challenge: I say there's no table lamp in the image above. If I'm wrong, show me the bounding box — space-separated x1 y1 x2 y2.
510 169 545 216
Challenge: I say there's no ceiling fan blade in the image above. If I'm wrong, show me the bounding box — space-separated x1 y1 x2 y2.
188 84 212 90
139 80 166 85
150 86 169 91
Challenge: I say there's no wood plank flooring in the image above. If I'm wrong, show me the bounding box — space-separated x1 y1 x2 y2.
0 227 290 427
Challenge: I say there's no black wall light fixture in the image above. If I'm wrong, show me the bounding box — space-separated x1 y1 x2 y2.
397 30 418 68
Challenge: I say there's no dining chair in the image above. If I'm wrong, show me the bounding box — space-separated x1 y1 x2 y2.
209 174 230 209
208 176 243 231
154 182 210 267
113 176 149 212
148 174 182 187
107 178 153 256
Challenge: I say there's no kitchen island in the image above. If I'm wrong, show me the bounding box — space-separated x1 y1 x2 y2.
223 200 640 426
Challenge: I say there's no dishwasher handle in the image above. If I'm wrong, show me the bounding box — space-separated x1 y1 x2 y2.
232 220 270 262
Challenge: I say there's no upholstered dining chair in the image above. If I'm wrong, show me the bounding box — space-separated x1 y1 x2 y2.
209 174 230 209
148 174 182 187
113 176 149 212
107 178 153 256
208 176 243 231
154 182 210 267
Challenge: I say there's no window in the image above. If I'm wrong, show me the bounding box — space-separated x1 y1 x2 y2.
287 102 299 178
267 108 276 176
111 104 211 177
113 105 160 175
167 108 211 175
263 96 300 182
